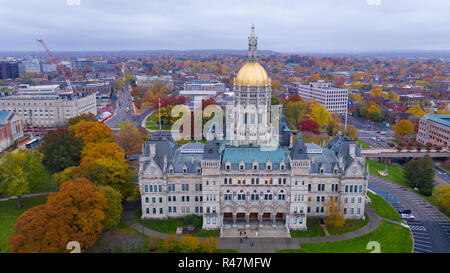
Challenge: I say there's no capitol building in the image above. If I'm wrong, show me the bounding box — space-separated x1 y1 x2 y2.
138 26 368 236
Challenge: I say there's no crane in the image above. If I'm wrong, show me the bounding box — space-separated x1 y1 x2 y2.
37 39 74 94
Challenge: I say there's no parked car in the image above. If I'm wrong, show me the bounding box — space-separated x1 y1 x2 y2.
397 208 412 214
401 213 415 220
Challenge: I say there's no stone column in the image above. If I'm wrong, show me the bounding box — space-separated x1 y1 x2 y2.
272 213 276 227
246 212 250 228
259 213 263 227
232 213 237 227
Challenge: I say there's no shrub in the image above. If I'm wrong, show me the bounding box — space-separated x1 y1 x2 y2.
184 215 202 229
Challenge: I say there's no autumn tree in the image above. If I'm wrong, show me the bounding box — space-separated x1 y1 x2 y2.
67 113 97 127
369 86 382 97
284 100 308 126
100 186 123 231
310 103 331 126
39 128 83 173
435 185 450 215
393 119 415 137
406 105 426 117
0 150 46 208
69 121 114 144
178 235 200 253
160 233 178 253
8 178 107 252
81 142 127 166
298 119 320 135
199 237 218 253
325 196 345 228
115 120 145 157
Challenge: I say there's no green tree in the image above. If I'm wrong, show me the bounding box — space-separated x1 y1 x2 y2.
0 150 46 208
403 159 421 188
284 101 308 126
403 156 435 196
99 186 123 231
39 128 83 173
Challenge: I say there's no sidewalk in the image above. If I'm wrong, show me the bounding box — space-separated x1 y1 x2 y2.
0 192 49 202
122 205 398 253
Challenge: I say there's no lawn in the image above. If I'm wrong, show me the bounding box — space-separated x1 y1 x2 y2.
134 209 219 237
357 139 370 148
145 112 172 131
278 221 412 253
290 218 325 237
366 159 439 209
367 191 403 222
326 213 369 236
88 220 158 253
0 195 48 253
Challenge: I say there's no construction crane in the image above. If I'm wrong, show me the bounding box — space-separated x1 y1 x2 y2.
37 39 74 94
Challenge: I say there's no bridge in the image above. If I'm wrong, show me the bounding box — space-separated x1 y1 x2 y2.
362 148 450 161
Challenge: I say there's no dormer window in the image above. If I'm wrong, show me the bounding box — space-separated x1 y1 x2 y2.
183 167 188 174
239 160 245 171
267 164 271 170
253 164 258 170
320 168 324 174
197 168 202 174
226 164 230 170
333 168 338 174
169 167 174 174
280 165 285 170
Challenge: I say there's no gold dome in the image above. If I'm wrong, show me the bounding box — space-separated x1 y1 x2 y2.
235 62 269 86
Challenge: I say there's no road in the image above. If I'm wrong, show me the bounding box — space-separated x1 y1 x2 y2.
434 166 450 185
369 175 450 253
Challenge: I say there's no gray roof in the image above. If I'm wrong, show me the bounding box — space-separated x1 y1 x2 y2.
290 134 309 160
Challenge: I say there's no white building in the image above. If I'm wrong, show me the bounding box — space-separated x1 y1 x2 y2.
293 80 348 113
0 85 97 127
417 114 450 147
20 58 41 73
136 75 174 90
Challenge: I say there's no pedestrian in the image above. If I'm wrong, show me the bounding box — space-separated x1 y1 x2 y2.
240 231 242 236
240 238 242 244
251 241 254 247
246 235 248 240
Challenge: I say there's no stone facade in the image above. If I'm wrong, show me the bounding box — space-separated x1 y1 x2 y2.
138 26 367 234
417 114 450 147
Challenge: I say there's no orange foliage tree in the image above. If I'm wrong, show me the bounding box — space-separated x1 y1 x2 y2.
8 178 107 253
69 121 114 144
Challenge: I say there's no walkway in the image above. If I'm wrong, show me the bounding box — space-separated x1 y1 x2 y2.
122 205 398 253
0 192 49 202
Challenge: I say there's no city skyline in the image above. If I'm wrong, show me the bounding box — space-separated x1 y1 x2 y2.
0 0 449 53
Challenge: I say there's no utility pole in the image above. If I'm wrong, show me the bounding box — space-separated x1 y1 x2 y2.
159 97 161 133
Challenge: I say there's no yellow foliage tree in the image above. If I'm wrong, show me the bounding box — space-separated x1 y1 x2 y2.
393 119 415 136
310 103 331 126
69 121 114 144
435 185 450 216
325 196 345 228
406 105 426 117
178 235 200 253
199 237 218 253
369 86 382 97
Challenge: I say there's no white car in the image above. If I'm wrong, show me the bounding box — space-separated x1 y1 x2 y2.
401 213 415 220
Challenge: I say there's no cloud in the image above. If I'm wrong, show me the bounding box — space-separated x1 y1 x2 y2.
0 0 448 52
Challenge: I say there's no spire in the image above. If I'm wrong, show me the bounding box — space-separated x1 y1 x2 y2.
248 24 258 62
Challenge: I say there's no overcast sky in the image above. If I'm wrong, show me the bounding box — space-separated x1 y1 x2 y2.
0 0 449 53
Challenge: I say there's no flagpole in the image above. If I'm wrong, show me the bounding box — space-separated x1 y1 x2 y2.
159 97 161 134
344 99 348 137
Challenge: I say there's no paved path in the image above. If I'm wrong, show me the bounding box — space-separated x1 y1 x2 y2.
0 192 49 202
369 175 450 253
122 205 396 253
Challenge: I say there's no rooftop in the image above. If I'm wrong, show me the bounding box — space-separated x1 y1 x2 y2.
425 114 450 127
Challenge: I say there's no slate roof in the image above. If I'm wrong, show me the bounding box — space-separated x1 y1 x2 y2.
426 114 450 127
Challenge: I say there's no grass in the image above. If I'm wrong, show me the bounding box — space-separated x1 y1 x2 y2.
367 159 439 209
290 218 325 237
0 195 48 253
367 191 403 222
326 213 369 236
134 209 219 237
357 139 370 148
145 112 172 131
291 214 369 238
278 221 413 253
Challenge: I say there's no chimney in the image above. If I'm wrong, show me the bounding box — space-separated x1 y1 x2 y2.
349 143 356 157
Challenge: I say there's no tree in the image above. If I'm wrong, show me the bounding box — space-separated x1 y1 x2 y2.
406 105 426 117
0 150 46 208
325 197 345 228
8 178 107 252
393 119 415 137
100 186 123 231
369 86 382 97
271 94 280 105
81 142 127 166
284 100 308 126
69 121 113 144
115 120 145 157
67 113 97 127
199 237 218 253
435 185 450 215
39 128 83 173
178 235 200 253
417 155 435 196
404 156 435 196
310 103 331 126
298 119 320 135
403 160 421 188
